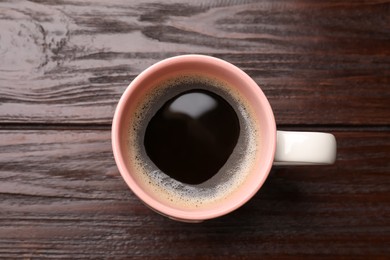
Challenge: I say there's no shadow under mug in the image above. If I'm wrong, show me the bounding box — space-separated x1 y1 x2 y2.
112 55 336 222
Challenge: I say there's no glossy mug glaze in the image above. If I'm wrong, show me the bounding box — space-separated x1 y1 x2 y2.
112 55 336 222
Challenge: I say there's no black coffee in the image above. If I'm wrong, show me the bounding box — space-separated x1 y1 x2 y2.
144 89 240 185
127 74 258 208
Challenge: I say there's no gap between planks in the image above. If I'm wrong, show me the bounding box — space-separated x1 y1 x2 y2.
0 123 389 132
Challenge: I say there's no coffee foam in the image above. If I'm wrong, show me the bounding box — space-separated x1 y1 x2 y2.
127 73 260 210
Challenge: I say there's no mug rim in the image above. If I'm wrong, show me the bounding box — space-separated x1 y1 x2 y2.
112 54 276 221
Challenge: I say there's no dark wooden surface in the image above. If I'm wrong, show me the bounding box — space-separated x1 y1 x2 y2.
0 0 389 258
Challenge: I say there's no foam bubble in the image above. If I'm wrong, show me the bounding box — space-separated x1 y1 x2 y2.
126 73 260 209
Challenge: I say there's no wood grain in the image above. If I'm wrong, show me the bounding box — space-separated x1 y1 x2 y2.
0 130 389 258
0 0 389 125
1 0 389 258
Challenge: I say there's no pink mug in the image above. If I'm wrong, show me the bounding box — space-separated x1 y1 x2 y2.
112 55 336 222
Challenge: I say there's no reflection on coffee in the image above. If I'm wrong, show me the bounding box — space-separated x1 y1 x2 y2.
144 89 240 185
127 74 259 209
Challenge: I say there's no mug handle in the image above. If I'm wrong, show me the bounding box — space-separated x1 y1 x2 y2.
274 131 337 165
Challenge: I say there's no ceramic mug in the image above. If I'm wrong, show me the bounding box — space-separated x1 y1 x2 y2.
112 55 336 222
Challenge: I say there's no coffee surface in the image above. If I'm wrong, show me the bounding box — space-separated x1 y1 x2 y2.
144 90 240 184
127 74 259 209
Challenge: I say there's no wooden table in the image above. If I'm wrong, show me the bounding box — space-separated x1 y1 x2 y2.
1 1 389 258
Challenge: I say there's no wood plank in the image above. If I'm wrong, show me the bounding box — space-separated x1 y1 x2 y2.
0 130 389 258
0 1 389 125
